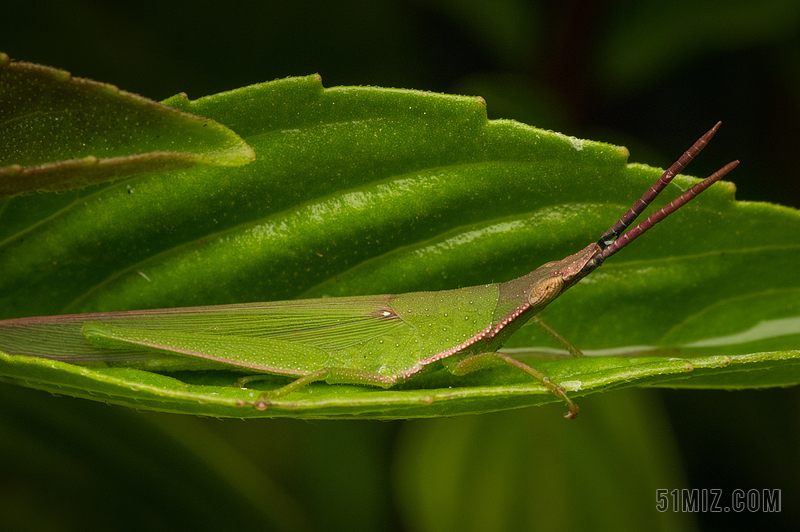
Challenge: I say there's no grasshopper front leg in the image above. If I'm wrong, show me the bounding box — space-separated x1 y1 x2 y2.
530 316 585 358
443 351 579 419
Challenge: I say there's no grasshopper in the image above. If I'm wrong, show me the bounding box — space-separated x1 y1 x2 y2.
0 124 737 418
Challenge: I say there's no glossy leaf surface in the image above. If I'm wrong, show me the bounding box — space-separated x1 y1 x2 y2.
0 52 254 199
1 72 798 419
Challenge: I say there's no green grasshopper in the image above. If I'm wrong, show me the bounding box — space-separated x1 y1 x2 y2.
0 124 737 418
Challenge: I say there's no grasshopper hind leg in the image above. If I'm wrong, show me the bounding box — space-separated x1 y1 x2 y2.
236 368 396 410
237 369 331 410
444 351 579 419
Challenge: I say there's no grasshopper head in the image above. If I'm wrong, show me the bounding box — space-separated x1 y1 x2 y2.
525 242 603 310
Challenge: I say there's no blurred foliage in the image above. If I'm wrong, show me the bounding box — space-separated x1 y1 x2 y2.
1 1 799 531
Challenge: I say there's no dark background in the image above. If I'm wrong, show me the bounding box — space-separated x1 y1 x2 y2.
4 0 798 208
2 1 799 531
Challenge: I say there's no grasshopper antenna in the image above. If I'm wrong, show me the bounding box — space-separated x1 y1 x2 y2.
578 124 738 272
600 159 738 260
598 121 722 248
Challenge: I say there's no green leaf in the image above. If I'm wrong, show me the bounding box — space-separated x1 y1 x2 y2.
0 52 254 199
1 71 798 419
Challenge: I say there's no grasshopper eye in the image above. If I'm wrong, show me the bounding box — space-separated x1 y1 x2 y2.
528 276 564 308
